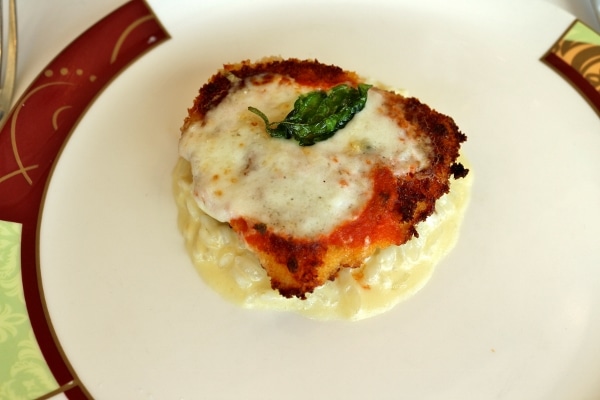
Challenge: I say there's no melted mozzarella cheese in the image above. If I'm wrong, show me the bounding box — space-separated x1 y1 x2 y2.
172 156 472 321
179 75 430 237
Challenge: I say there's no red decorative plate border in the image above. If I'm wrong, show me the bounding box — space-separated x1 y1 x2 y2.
0 1 169 398
542 20 600 117
0 4 598 400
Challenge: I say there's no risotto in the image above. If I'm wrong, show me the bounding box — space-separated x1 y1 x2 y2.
173 156 471 321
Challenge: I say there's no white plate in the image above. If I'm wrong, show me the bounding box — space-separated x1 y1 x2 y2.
39 0 600 398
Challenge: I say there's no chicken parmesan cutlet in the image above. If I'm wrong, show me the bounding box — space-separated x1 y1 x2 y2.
175 57 471 319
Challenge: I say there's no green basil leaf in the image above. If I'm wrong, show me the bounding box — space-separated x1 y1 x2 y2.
248 83 372 146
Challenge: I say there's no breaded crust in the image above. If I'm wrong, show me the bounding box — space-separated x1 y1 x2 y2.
182 58 468 298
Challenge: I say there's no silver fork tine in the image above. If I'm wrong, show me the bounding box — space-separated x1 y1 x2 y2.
0 0 17 125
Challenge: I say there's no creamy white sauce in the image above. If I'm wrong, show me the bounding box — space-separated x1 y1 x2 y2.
172 156 473 321
179 75 430 237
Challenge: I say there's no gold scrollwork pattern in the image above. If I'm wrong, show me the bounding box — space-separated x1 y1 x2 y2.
543 20 600 116
552 39 600 92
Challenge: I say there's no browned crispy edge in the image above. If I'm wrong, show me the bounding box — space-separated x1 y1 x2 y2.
182 57 360 129
182 58 468 298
